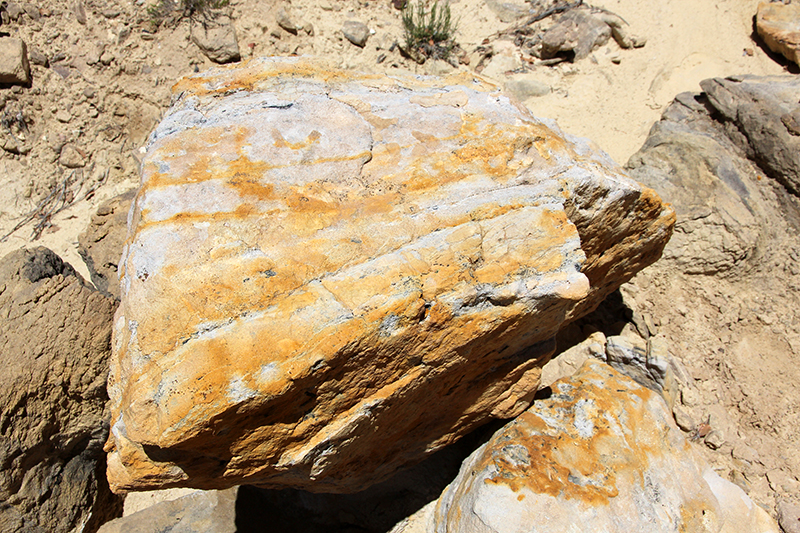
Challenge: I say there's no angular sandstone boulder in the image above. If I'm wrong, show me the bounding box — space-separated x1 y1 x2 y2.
425 360 779 533
106 57 674 493
757 1 800 68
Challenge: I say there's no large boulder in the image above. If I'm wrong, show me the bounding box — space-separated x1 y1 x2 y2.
421 360 779 533
0 248 122 532
105 57 674 493
626 75 800 275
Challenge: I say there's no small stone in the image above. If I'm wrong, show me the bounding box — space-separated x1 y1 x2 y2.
190 17 241 64
22 3 39 20
102 7 121 18
342 21 370 47
55 109 71 123
704 429 725 450
28 46 48 67
503 76 551 100
59 144 86 168
100 50 114 66
732 442 761 464
73 1 86 24
83 87 96 99
0 38 31 85
275 7 300 34
777 500 800 533
270 27 283 39
303 23 314 36
6 2 24 20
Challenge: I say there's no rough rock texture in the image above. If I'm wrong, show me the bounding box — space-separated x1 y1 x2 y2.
98 488 237 533
0 37 31 85
342 20 370 47
700 75 800 196
190 16 241 65
78 190 136 299
106 57 674 493
540 8 612 61
626 75 800 276
757 1 800 67
0 247 122 532
427 360 779 533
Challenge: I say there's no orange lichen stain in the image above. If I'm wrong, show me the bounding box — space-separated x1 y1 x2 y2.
172 59 385 99
481 365 660 506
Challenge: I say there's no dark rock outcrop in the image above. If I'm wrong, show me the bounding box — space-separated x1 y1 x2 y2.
78 190 135 299
0 247 122 532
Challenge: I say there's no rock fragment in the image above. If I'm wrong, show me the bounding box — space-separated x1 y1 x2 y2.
106 57 674 494
59 143 86 168
540 8 612 61
429 360 780 533
0 37 31 85
342 20 370 47
190 16 241 64
757 1 800 67
275 7 301 34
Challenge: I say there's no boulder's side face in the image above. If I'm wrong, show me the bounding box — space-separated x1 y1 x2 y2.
432 360 779 533
0 247 122 532
106 57 674 493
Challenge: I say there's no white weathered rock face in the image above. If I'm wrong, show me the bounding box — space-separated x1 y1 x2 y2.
427 360 779 533
106 57 674 493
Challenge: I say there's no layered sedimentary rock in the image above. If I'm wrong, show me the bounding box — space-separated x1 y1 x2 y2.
424 361 779 533
106 57 674 493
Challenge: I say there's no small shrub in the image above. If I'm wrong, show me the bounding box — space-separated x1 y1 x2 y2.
402 0 458 62
147 0 229 29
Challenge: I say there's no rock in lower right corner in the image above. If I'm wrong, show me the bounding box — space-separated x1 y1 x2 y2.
757 1 800 67
430 359 779 533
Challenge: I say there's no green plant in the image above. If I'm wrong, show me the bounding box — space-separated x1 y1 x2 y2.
402 0 458 62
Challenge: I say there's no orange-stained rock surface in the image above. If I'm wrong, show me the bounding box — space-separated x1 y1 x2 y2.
428 360 779 533
106 57 674 493
757 1 800 68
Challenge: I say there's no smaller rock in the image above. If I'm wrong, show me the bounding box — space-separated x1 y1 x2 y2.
28 46 48 66
704 429 725 450
541 8 612 61
190 17 241 64
275 7 300 34
73 1 86 24
59 144 86 168
342 20 370 47
757 1 800 67
22 2 39 20
303 22 314 36
0 38 31 85
56 109 71 123
782 109 800 136
777 500 800 533
5 2 23 20
100 50 114 66
504 75 551 100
